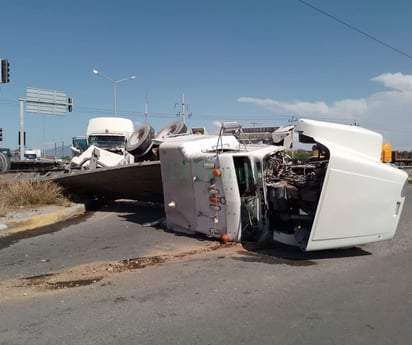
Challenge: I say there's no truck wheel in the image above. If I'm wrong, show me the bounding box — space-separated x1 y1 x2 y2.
126 125 155 157
0 152 10 172
155 121 187 139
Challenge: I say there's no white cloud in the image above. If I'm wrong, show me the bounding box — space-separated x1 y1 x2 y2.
371 72 412 92
238 72 412 149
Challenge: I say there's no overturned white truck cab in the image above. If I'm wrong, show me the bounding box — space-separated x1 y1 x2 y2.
159 119 408 251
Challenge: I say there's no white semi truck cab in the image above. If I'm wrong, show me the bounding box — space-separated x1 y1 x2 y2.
86 117 134 152
159 119 408 251
71 117 135 168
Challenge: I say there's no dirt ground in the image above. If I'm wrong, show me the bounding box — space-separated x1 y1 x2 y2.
0 242 238 301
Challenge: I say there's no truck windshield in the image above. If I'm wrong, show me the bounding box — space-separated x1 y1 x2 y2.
24 154 37 160
88 135 125 149
72 137 88 153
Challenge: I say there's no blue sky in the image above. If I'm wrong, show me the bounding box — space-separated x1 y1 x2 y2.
1 0 412 151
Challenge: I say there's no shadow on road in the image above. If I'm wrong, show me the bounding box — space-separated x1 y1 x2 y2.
241 241 371 262
92 200 373 260
95 199 216 243
1 199 372 260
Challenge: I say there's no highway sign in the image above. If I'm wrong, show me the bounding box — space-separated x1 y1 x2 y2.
26 87 68 115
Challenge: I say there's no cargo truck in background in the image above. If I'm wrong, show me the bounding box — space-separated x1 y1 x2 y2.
24 148 41 160
158 118 408 251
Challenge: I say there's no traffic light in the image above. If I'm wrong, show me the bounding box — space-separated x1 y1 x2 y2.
0 128 2 141
1 59 10 83
18 131 26 145
67 97 73 112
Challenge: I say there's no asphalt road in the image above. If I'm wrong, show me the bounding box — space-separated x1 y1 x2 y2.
0 187 411 345
0 200 213 281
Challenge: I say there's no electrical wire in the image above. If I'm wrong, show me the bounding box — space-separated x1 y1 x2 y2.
0 98 291 124
297 0 412 60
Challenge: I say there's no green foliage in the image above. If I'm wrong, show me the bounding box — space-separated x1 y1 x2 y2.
287 149 312 161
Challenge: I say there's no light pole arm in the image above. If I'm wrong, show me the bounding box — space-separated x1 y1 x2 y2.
117 76 136 83
93 69 136 117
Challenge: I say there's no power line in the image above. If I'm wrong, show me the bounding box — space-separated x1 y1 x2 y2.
0 98 178 119
297 0 412 60
0 98 294 123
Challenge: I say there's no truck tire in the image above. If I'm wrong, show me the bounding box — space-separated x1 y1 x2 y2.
0 152 10 172
126 125 155 157
155 121 187 139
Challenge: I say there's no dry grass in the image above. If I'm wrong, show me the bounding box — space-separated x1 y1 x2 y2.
0 180 69 216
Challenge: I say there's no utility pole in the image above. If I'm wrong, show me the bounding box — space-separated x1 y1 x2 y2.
144 89 149 124
19 99 25 160
176 93 192 124
288 116 298 160
288 116 298 126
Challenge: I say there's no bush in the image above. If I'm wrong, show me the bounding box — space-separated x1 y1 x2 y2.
0 180 69 213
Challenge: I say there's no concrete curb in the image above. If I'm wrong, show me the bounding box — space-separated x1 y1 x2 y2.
0 203 86 237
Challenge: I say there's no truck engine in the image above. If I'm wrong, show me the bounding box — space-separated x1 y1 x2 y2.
263 146 329 248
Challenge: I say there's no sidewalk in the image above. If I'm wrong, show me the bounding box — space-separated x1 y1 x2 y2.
0 203 86 237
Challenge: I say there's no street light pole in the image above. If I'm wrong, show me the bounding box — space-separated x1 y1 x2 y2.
92 69 136 116
114 80 117 117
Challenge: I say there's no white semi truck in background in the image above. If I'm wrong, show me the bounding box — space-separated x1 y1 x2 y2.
85 117 134 152
24 148 41 160
159 119 408 251
70 117 187 168
71 117 135 168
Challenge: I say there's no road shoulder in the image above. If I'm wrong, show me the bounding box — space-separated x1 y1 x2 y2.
0 203 86 236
